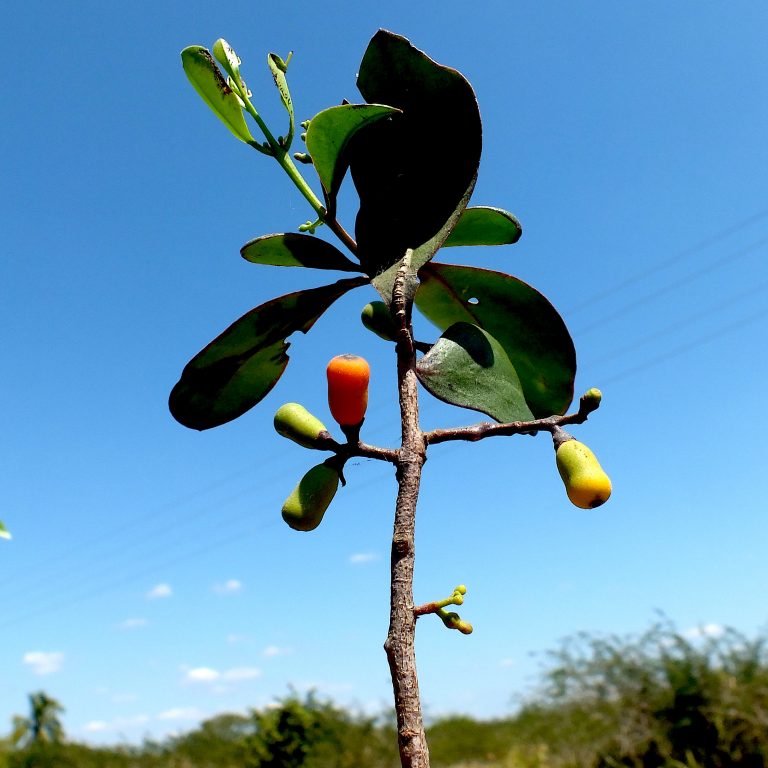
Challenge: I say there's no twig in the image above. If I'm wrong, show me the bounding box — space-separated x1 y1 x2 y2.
423 392 601 447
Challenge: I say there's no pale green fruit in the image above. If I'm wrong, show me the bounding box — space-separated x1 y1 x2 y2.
580 387 603 413
274 403 328 448
281 463 340 531
556 439 612 509
361 301 398 341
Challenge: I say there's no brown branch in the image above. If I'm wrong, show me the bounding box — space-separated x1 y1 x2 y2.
413 600 444 617
314 433 399 464
324 213 359 256
384 251 431 768
423 392 602 447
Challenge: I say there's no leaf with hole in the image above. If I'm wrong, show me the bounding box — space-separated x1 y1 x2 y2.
169 276 367 430
305 104 400 208
415 263 575 417
241 233 363 272
181 46 255 144
416 322 534 422
348 30 481 297
443 206 522 247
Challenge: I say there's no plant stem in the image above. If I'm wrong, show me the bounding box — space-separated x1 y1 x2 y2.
240 97 360 255
386 257 430 768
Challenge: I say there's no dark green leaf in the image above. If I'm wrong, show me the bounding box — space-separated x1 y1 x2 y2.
305 104 400 205
181 46 255 144
415 263 575 417
267 53 294 147
416 322 534 422
443 206 522 247
169 277 367 430
241 233 363 272
348 30 482 294
372 178 476 305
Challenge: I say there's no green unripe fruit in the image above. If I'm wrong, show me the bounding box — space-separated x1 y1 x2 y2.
361 301 398 342
281 463 340 531
274 403 329 449
580 387 602 413
556 439 612 509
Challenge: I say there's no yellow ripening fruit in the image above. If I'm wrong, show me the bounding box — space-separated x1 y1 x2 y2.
281 463 340 531
274 403 328 448
555 439 612 509
361 301 398 341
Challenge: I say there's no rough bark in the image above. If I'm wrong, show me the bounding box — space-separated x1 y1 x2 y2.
386 338 429 768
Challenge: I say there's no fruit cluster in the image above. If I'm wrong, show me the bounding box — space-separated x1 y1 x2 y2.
274 354 370 532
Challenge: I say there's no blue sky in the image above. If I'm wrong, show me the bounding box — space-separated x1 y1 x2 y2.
3 0 768 745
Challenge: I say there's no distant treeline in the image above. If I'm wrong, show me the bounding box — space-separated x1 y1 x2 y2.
3 622 768 768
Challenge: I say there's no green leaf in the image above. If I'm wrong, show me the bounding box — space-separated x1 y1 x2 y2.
415 263 576 417
212 38 242 83
416 323 534 422
305 104 400 206
181 46 255 144
443 206 522 247
240 233 363 272
0 521 10 540
169 277 367 430
348 30 482 291
267 53 294 148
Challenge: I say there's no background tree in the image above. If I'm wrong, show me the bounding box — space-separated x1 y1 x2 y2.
11 693 64 749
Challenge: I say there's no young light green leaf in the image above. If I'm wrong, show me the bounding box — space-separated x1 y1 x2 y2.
416 322 534 422
267 53 294 148
0 521 11 540
443 206 522 247
212 38 242 84
181 46 255 144
240 233 363 272
169 277 367 431
305 104 400 204
416 263 576 417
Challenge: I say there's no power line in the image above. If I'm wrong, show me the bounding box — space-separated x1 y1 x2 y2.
570 236 768 336
565 206 768 315
596 305 768 386
584 277 768 366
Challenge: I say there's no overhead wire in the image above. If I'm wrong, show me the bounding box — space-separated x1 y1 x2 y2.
564 205 768 315
570 234 768 336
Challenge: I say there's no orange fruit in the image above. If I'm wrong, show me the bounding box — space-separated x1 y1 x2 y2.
326 354 370 426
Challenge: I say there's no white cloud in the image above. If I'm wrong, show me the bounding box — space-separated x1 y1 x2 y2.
213 579 243 594
157 707 205 722
499 658 516 668
349 552 378 564
683 623 725 640
185 667 220 682
23 651 64 676
227 633 250 645
119 618 148 630
83 721 108 733
222 667 261 682
146 583 172 599
262 645 291 658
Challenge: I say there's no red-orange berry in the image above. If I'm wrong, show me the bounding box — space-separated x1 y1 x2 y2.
326 354 370 426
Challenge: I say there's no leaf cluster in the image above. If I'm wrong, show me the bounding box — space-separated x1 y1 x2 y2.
170 30 576 433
